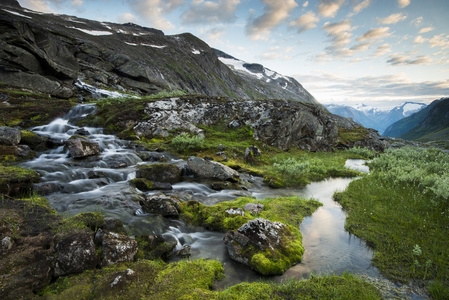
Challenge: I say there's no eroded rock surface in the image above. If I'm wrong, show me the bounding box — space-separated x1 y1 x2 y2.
95 229 138 266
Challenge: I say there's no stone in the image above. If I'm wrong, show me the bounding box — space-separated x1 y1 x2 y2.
223 218 303 275
33 182 61 195
109 268 136 289
54 232 98 277
74 128 90 136
136 163 181 184
1 236 13 254
225 208 245 216
94 229 138 266
136 234 177 260
175 245 191 258
243 203 264 215
14 144 32 157
130 178 173 191
139 194 181 217
187 156 240 182
243 146 261 163
0 127 21 146
218 144 226 151
66 138 101 158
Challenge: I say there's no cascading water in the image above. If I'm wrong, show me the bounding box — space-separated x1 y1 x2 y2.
20 104 383 288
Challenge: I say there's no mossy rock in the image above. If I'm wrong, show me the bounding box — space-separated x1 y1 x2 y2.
129 178 172 191
64 212 106 232
20 130 48 151
0 165 40 197
135 234 177 260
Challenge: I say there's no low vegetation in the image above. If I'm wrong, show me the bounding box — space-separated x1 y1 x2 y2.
334 147 449 298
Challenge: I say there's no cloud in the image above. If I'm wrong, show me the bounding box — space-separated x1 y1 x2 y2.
303 1 309 8
398 0 410 8
290 11 319 33
117 13 138 23
182 0 240 24
372 43 392 57
411 16 423 27
246 0 298 40
258 46 294 60
413 35 426 44
419 27 434 34
318 0 345 18
323 20 355 49
204 27 225 43
357 27 391 42
293 72 449 107
127 0 185 30
350 42 371 51
387 54 432 65
18 0 55 12
352 0 371 15
378 13 407 25
71 0 83 6
429 34 449 50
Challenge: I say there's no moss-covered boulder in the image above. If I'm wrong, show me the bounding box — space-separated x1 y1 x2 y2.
224 218 303 275
0 165 40 196
135 234 177 260
130 178 173 191
139 194 181 217
135 163 181 183
20 130 48 151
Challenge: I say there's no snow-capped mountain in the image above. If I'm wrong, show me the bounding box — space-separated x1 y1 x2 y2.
325 102 427 134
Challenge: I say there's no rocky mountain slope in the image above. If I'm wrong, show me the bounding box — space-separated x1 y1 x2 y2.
326 102 426 134
383 98 449 142
0 1 317 104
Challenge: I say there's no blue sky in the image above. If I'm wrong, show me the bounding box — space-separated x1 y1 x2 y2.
17 0 449 108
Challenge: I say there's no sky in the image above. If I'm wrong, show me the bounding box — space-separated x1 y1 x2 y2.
16 0 449 108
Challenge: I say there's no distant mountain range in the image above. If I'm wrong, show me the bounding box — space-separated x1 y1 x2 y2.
325 102 427 134
383 98 449 143
0 1 317 104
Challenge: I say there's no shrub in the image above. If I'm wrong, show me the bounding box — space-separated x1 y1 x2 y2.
171 133 205 152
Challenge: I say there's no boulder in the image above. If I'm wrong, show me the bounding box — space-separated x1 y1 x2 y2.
94 229 138 266
1 236 13 254
243 145 261 163
223 218 303 275
136 163 181 183
0 127 21 146
136 234 177 260
175 245 191 258
66 138 101 158
130 178 173 191
187 156 240 182
139 194 181 217
243 203 264 215
54 232 98 277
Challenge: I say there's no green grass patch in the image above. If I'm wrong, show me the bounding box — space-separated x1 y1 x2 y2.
333 147 449 297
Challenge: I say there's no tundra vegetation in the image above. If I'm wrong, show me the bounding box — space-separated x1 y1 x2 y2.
0 88 447 298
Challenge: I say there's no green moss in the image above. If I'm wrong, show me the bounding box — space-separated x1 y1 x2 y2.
338 127 370 144
130 178 157 190
0 165 40 196
61 212 105 232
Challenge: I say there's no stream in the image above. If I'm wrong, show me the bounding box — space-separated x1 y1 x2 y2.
21 104 382 288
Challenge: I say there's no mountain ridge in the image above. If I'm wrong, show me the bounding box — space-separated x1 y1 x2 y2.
0 3 317 104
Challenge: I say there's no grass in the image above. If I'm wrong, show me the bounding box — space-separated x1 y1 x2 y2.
333 147 449 297
38 259 382 299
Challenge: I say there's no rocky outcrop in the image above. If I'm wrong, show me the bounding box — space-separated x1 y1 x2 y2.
66 138 101 158
223 218 304 275
134 96 387 151
139 194 181 217
54 232 98 277
0 7 318 103
187 156 240 181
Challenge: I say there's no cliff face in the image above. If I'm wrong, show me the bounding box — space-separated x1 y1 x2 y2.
0 4 317 104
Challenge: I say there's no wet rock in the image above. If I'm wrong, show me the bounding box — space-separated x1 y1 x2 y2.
33 182 61 195
54 232 98 277
104 218 127 235
243 145 261 163
187 156 240 182
130 178 173 191
103 153 142 168
175 245 191 258
20 131 48 151
74 128 90 136
94 229 138 266
66 138 101 158
223 218 303 275
0 127 21 146
136 151 167 162
139 194 181 217
14 144 32 157
136 163 181 184
243 203 264 215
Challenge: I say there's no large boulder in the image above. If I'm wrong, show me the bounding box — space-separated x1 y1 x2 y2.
139 194 181 217
54 232 98 277
0 127 21 146
223 218 304 275
135 163 181 184
187 156 240 182
66 138 101 158
94 229 138 266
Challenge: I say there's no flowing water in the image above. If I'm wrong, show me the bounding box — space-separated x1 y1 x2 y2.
21 104 382 288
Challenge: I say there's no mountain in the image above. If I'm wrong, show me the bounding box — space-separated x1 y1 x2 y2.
0 2 317 104
383 98 449 142
325 102 427 134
